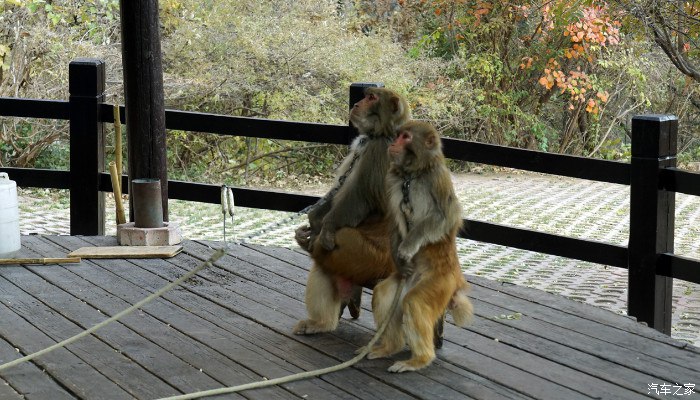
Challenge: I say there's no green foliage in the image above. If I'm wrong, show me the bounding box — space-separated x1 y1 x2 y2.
2 0 700 183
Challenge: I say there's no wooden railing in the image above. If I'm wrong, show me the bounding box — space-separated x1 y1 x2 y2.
1 58 699 334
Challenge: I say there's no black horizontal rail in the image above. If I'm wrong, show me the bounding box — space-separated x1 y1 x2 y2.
0 167 70 189
2 92 699 315
660 168 700 197
0 98 69 120
442 138 631 185
168 180 319 212
164 110 351 144
658 253 700 284
459 219 629 269
96 103 633 182
97 172 319 212
98 104 351 144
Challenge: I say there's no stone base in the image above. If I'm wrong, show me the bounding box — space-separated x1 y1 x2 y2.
117 222 183 246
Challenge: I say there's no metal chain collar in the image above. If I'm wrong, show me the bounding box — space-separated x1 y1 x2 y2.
400 176 414 231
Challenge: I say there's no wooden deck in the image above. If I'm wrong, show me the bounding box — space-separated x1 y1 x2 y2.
0 235 698 399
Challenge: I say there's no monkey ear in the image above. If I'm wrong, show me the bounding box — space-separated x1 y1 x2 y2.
425 132 437 149
390 96 401 114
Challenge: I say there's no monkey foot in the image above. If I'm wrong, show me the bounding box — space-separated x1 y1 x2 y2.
348 299 361 319
318 230 336 251
354 345 368 355
366 345 401 360
292 319 336 335
387 357 433 373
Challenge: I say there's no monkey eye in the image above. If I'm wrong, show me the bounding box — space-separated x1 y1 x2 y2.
367 93 377 101
397 132 411 141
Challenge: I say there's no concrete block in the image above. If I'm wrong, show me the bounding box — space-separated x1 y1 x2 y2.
117 222 183 246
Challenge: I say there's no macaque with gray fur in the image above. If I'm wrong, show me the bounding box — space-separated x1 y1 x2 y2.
293 87 410 335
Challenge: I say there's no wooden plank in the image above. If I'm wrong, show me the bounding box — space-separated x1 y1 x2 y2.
0 377 25 400
184 241 600 400
29 237 700 400
21 236 308 400
74 236 505 400
99 103 353 145
8 239 250 399
470 298 700 384
468 275 691 350
447 313 660 397
242 246 700 397
41 236 381 400
468 278 700 369
0 268 180 398
0 296 133 399
67 245 182 259
247 244 674 347
0 257 80 265
164 108 352 144
97 173 321 214
242 244 697 398
153 244 526 400
167 180 318 212
0 336 76 400
228 243 652 400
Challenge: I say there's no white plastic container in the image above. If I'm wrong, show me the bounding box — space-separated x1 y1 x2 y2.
0 172 21 257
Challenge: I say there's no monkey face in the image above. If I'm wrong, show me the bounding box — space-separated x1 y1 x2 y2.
349 88 410 137
388 130 412 164
350 90 381 132
389 121 442 173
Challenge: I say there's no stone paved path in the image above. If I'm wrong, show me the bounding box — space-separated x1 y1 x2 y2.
17 172 700 347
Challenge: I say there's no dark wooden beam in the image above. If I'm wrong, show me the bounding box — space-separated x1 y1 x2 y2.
442 139 630 185
459 219 629 268
120 0 168 221
68 59 106 235
0 98 69 119
0 167 70 189
627 115 676 334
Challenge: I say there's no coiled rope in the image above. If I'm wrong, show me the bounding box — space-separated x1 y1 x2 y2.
0 185 405 400
156 278 405 400
0 248 226 373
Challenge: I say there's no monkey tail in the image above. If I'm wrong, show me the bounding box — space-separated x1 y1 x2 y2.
448 283 473 327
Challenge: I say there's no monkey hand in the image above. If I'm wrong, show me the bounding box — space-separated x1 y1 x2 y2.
397 256 415 278
294 224 312 251
396 244 417 277
318 228 336 251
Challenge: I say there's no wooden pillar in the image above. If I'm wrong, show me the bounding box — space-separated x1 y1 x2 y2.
69 59 106 235
120 0 168 221
628 114 677 334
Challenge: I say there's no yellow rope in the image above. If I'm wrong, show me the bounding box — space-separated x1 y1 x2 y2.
0 249 226 373
156 279 405 400
0 187 402 399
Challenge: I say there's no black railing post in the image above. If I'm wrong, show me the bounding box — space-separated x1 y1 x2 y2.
69 58 106 235
348 82 383 144
628 114 677 334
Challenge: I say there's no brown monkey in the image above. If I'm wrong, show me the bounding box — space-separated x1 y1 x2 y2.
366 121 473 372
293 87 409 335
